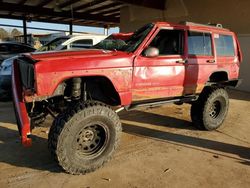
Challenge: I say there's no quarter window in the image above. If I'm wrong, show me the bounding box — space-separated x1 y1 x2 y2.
215 34 235 56
188 31 212 56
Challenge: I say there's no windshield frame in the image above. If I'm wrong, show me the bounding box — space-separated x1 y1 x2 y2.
92 23 155 53
123 23 155 53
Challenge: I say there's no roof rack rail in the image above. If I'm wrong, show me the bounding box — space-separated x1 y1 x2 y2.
179 21 224 29
207 23 223 28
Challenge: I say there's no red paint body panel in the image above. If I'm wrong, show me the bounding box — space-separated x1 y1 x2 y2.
12 22 242 146
33 50 134 105
133 55 186 99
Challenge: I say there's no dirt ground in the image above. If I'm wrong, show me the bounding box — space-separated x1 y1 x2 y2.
0 89 249 188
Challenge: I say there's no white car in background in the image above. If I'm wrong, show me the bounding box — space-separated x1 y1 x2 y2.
37 34 107 52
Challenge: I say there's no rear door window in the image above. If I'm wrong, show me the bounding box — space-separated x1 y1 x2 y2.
214 34 235 56
188 31 212 56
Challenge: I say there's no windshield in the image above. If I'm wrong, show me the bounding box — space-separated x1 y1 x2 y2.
37 37 69 52
93 23 154 52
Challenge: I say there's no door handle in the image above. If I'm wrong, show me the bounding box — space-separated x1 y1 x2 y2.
176 59 187 64
206 59 215 63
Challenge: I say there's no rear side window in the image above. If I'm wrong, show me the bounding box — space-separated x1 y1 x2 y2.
215 34 235 56
9 44 23 53
23 46 35 52
70 39 93 49
188 31 212 56
0 44 9 52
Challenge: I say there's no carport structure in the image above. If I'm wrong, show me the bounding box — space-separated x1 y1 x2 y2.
0 0 165 42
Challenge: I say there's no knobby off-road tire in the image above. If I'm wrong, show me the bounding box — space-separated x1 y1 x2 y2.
191 87 229 131
48 101 122 175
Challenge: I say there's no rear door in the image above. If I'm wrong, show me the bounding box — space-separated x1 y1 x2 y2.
184 31 216 94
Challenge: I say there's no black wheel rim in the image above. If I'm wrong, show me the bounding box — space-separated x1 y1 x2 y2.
75 123 108 158
209 100 221 119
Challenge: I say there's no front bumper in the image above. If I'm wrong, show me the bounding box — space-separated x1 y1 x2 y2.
12 60 32 147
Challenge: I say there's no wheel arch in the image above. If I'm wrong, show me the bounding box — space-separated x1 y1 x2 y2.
208 70 229 82
53 75 122 106
206 70 240 88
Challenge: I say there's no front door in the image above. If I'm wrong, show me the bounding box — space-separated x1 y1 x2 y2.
132 28 187 102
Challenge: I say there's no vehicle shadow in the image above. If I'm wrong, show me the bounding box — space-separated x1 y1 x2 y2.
0 125 62 173
0 102 17 124
122 123 250 165
119 109 197 131
228 89 250 101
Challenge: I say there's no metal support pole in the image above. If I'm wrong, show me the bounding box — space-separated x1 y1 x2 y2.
104 25 109 36
69 21 73 35
23 18 27 44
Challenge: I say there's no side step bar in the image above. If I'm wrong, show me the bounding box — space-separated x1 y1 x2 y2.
125 95 198 111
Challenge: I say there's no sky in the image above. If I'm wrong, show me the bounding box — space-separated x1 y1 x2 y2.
0 18 119 35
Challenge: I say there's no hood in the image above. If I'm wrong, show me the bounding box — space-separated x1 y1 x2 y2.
27 48 134 72
29 49 121 61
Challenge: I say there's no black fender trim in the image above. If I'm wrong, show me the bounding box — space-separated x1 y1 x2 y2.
206 79 242 88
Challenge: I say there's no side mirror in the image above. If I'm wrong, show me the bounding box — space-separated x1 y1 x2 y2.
143 47 159 58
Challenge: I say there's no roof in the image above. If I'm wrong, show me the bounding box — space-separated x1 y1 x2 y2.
154 21 231 33
0 0 166 28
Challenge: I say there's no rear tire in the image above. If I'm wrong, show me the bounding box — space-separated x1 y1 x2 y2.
191 87 229 130
48 101 122 175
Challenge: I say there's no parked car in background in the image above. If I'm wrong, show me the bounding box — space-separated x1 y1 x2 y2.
0 42 35 100
0 56 14 100
37 34 107 52
0 41 35 64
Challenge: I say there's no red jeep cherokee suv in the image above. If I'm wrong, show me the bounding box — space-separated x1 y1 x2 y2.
12 21 242 174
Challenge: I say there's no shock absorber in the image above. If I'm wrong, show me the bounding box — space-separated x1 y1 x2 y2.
71 78 81 100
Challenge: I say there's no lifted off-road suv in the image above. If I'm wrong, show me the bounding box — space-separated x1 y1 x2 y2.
12 22 242 174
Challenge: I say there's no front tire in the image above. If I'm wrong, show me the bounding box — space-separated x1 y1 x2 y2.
48 101 122 175
191 87 229 130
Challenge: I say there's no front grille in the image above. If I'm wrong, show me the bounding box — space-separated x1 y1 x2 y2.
17 56 35 90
